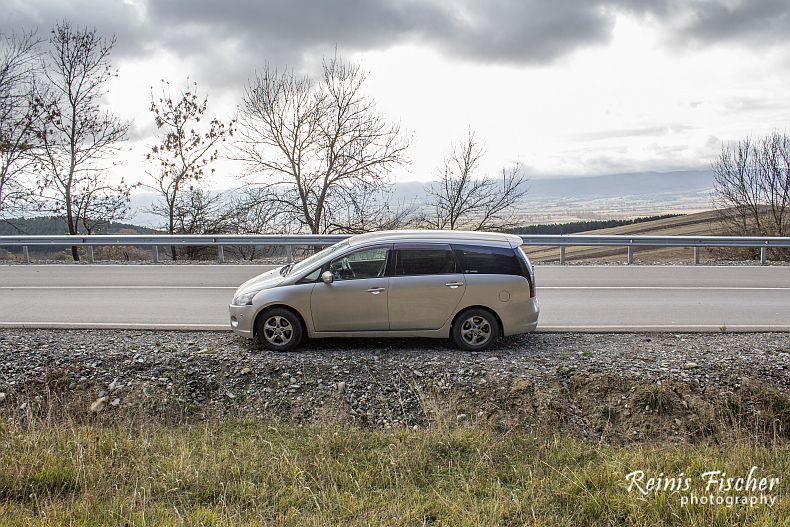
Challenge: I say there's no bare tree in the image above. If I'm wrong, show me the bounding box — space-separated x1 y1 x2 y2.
0 31 46 217
424 131 528 231
223 187 289 260
224 187 287 233
34 21 131 260
323 184 417 234
170 187 230 235
713 133 790 246
163 187 230 260
146 78 232 259
236 54 408 234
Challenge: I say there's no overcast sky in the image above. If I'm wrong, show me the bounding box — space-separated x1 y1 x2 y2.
4 0 790 189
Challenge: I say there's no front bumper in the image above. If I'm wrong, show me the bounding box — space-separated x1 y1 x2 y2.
229 304 255 338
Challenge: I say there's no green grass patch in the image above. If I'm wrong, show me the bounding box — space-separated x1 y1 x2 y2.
0 420 787 526
636 385 675 415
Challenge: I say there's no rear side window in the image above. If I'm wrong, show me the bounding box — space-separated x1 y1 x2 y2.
395 248 457 276
453 245 523 275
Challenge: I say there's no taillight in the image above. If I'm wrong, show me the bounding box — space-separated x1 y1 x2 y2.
516 247 536 298
529 263 536 298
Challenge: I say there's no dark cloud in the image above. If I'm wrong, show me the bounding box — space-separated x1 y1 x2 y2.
2 1 149 57
2 0 789 90
1 1 659 65
678 0 790 46
143 0 668 66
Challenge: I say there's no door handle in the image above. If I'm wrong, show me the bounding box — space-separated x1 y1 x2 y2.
367 287 386 294
444 282 464 288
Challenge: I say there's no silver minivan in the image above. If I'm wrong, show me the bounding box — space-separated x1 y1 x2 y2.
229 230 539 351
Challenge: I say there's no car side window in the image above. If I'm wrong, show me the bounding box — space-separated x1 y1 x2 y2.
329 247 389 281
453 245 523 275
395 248 457 276
296 267 322 284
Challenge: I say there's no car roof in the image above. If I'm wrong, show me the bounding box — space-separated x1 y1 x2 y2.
346 230 522 248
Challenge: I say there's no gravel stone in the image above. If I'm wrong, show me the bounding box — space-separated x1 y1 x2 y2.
0 329 788 437
90 396 108 414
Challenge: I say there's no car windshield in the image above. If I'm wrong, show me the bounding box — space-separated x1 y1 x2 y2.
284 239 350 276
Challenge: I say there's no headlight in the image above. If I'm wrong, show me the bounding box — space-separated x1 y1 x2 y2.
232 290 260 306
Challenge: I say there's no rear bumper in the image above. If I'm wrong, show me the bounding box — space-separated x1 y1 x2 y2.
501 298 540 336
229 304 255 338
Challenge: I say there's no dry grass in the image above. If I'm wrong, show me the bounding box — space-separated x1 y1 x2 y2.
521 209 767 264
0 417 787 526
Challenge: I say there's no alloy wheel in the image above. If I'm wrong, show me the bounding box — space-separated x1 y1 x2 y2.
263 315 293 346
460 315 492 346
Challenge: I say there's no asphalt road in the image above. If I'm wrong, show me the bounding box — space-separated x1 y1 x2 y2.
1 264 789 332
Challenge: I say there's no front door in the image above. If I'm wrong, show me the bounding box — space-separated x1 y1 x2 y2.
310 246 391 332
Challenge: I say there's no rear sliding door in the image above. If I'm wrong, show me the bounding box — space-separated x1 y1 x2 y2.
387 244 465 330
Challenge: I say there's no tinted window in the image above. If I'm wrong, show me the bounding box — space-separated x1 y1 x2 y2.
329 247 388 281
396 248 456 276
453 245 522 275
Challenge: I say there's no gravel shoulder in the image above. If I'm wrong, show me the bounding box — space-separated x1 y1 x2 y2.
1 330 788 443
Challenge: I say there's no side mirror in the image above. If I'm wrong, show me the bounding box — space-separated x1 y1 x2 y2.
321 271 334 284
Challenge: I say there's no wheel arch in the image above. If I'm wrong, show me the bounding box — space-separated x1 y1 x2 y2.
450 305 504 334
253 304 308 337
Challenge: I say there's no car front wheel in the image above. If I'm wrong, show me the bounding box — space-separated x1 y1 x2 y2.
256 308 304 352
451 308 500 351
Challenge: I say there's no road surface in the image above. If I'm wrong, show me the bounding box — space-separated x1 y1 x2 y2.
1 265 789 332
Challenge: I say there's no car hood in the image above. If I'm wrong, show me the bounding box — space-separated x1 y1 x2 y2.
235 267 287 295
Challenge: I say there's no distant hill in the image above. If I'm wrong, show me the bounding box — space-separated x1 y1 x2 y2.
378 169 714 201
505 214 682 235
521 209 735 264
125 169 715 227
0 217 161 236
522 170 713 199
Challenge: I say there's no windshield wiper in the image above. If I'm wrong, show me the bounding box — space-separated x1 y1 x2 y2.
280 263 295 276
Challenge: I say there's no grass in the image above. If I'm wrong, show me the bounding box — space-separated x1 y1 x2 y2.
636 385 675 415
0 419 787 526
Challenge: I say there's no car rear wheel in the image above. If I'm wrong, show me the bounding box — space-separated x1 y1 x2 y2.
451 308 500 351
256 308 304 352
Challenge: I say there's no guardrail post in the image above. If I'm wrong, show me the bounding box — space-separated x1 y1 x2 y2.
760 247 768 265
286 245 293 264
559 246 565 265
694 247 700 265
22 245 30 264
88 245 95 263
217 245 225 264
627 246 635 265
153 245 160 264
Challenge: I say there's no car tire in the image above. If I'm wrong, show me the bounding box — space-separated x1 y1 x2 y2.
451 308 500 351
255 308 304 352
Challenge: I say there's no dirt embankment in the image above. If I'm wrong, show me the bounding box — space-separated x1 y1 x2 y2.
1 330 788 444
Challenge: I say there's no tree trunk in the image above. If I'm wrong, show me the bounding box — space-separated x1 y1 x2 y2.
66 202 80 262
168 198 177 261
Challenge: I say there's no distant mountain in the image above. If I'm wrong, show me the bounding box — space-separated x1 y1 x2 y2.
121 169 715 227
385 169 714 202
522 170 714 199
0 217 161 236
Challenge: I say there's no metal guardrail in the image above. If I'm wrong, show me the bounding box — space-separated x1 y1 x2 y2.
518 234 790 265
0 234 351 264
1 233 789 265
